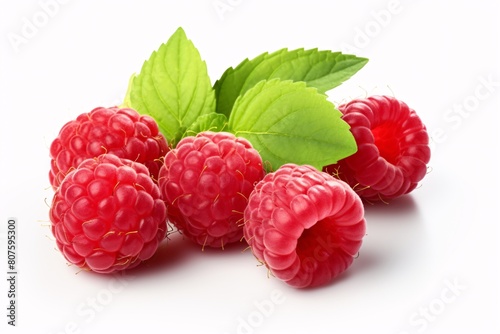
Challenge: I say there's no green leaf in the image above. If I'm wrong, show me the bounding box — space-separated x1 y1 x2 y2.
183 113 228 138
128 27 215 146
120 73 136 108
214 48 368 117
228 79 357 171
213 52 267 118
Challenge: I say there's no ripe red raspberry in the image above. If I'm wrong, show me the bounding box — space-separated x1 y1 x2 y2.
159 131 265 249
243 164 366 288
49 154 167 273
324 95 431 202
49 106 169 189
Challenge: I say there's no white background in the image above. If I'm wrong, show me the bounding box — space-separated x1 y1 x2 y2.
1 0 499 333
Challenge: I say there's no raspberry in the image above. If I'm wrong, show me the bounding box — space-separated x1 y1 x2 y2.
49 154 167 273
158 131 265 249
324 95 431 202
243 164 366 288
49 106 169 189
